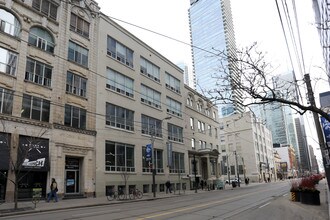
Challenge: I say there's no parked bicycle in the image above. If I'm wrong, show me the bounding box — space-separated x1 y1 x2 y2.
106 189 119 201
129 188 143 200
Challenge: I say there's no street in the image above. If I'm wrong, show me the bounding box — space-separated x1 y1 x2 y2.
0 181 327 220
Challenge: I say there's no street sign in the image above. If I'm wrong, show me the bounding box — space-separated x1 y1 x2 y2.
145 144 152 162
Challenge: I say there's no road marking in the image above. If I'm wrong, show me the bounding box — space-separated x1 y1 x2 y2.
283 193 287 197
71 209 121 218
137 188 276 220
259 202 270 208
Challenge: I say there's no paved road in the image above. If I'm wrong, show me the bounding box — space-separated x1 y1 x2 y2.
0 181 306 220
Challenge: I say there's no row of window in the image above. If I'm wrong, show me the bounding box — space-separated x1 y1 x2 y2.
191 138 219 151
189 117 218 137
105 141 185 173
187 95 217 120
0 87 184 142
0 88 86 129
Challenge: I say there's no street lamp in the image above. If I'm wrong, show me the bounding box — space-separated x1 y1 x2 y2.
151 116 171 198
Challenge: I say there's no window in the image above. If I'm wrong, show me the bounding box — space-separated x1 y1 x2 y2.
66 71 87 97
28 27 54 53
0 9 21 37
140 57 160 82
201 122 205 133
215 128 218 138
0 87 13 114
141 115 162 137
70 13 90 38
21 94 50 122
0 47 18 76
107 36 133 68
141 84 161 109
32 0 58 20
165 72 180 94
106 103 134 131
170 151 185 173
190 117 194 130
64 104 86 129
106 68 134 98
166 97 182 117
196 101 202 112
208 125 212 136
105 141 135 172
142 147 163 173
168 123 183 143
68 41 88 67
25 58 52 87
197 121 201 132
191 138 195 149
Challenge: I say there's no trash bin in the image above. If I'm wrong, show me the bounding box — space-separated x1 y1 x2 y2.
232 181 237 188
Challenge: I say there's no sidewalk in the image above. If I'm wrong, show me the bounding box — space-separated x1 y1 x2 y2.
0 181 328 219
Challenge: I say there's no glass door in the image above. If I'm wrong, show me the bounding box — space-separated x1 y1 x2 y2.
65 170 79 194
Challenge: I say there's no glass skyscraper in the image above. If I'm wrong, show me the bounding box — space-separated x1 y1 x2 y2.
188 0 243 117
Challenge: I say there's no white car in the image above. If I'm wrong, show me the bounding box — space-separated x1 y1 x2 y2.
225 178 241 184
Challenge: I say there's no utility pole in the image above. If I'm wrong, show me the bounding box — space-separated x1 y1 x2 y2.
227 154 230 184
305 74 330 190
234 151 240 187
193 154 197 193
242 157 246 182
150 132 156 198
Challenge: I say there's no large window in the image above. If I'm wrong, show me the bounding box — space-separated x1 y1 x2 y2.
141 115 162 137
168 123 183 143
25 58 52 87
21 94 50 122
141 84 161 109
107 36 133 68
170 151 185 173
0 9 21 37
166 97 182 117
66 71 87 97
28 27 54 53
165 72 180 94
106 103 134 131
105 141 135 172
0 47 18 76
142 147 163 173
0 87 13 115
106 68 134 98
64 104 86 129
32 0 58 20
70 13 90 38
68 41 88 67
140 57 160 82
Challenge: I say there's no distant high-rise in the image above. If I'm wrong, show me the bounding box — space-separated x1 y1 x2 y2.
295 117 311 173
188 0 244 117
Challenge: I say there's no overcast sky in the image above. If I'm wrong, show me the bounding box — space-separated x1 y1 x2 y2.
96 0 327 168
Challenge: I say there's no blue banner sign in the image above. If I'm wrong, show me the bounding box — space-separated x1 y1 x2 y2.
145 144 152 162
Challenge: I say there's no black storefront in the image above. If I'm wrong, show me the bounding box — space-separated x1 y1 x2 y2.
17 135 49 199
0 132 10 201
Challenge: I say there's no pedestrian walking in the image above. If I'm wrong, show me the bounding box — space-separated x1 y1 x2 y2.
47 178 58 202
165 180 172 194
200 180 204 190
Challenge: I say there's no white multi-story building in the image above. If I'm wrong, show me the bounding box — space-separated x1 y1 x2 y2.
219 112 274 183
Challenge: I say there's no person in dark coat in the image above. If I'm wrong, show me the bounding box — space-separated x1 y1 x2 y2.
165 180 172 193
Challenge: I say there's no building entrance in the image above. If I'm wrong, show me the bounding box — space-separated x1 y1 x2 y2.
65 157 80 194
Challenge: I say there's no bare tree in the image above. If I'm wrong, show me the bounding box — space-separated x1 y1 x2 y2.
199 43 330 187
0 120 48 210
